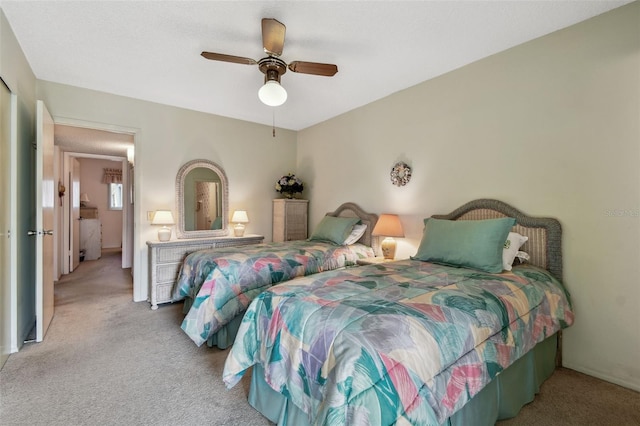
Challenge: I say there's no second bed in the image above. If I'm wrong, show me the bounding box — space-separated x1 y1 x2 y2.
172 202 379 348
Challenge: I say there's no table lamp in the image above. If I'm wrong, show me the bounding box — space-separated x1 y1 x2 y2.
152 210 175 242
231 210 249 237
372 214 404 259
80 193 90 207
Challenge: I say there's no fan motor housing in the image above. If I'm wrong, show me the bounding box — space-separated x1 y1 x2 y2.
258 57 287 83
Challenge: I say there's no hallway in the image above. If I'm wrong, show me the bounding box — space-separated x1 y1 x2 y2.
56 248 131 309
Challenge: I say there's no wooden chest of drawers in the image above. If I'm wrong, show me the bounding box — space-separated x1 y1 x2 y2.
272 199 309 242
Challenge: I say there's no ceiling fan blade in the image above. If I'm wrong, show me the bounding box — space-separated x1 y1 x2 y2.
201 52 257 65
288 61 338 77
262 18 286 57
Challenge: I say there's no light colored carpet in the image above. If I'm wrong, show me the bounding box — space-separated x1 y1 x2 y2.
0 249 270 426
497 367 640 426
1 249 638 425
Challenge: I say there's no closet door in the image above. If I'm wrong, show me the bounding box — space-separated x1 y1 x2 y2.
0 81 12 368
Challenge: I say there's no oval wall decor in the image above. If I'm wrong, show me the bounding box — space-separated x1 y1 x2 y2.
390 162 412 187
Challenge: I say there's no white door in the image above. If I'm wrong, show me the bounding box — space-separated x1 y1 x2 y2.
0 81 12 367
70 158 80 271
35 100 55 342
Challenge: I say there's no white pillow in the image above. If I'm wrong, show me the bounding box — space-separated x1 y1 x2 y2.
515 251 530 263
342 224 367 245
503 232 528 271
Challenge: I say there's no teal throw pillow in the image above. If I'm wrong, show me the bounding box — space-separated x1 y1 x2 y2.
412 217 516 273
309 216 361 245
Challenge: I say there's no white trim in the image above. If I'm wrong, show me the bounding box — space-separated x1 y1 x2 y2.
64 152 126 162
53 145 61 281
9 93 18 353
53 116 139 136
562 362 640 392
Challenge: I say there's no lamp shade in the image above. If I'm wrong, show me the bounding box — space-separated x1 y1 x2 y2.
152 210 174 242
80 193 90 203
258 80 287 106
151 210 175 225
231 210 249 237
372 214 404 238
231 210 249 223
372 214 404 260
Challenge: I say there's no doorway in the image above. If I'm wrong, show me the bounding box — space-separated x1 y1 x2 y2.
54 123 135 281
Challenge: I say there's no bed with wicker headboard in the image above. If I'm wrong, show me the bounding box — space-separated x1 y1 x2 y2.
223 199 575 426
432 198 563 281
172 202 379 348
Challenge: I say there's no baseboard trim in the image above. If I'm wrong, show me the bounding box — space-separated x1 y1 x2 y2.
562 362 640 392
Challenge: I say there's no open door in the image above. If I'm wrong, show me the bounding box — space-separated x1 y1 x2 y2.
70 158 80 271
35 100 54 342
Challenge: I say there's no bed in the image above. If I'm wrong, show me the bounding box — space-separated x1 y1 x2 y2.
222 199 575 425
172 202 378 348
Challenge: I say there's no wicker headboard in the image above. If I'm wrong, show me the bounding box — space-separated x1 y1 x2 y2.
431 199 563 282
326 202 379 253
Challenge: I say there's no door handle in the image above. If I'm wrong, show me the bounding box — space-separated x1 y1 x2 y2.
27 230 54 236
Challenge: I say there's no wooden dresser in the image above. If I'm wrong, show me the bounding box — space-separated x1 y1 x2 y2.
272 199 309 242
146 234 264 310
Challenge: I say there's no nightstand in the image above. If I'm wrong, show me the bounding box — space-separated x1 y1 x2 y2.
357 257 394 266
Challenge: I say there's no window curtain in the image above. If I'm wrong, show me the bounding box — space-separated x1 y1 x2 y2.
102 168 122 184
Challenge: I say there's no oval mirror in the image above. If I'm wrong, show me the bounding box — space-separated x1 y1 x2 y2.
176 159 229 238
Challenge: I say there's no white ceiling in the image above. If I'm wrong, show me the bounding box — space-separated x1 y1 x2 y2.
0 1 632 131
55 125 133 157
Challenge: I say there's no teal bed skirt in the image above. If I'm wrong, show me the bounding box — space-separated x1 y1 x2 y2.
206 314 243 349
248 334 558 426
182 298 243 350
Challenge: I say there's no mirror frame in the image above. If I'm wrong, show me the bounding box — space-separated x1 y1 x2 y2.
175 159 229 238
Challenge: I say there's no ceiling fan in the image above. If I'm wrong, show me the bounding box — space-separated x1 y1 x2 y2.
201 18 338 106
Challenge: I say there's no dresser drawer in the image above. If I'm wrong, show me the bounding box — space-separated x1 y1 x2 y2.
155 282 174 305
156 262 181 283
157 244 214 263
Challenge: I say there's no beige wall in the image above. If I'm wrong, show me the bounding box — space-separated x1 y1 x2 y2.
298 2 640 391
37 81 297 302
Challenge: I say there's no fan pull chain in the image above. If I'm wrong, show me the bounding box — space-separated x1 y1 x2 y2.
272 110 276 137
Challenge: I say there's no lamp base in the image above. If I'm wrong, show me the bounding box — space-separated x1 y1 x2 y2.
380 237 397 260
157 226 172 242
234 223 246 237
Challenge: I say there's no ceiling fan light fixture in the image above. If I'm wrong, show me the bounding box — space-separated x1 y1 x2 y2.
258 80 287 106
201 19 337 107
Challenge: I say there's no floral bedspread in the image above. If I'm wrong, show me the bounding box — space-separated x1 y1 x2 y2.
223 260 574 425
175 240 374 346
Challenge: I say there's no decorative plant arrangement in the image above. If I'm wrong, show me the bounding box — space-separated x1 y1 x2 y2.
275 173 304 198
